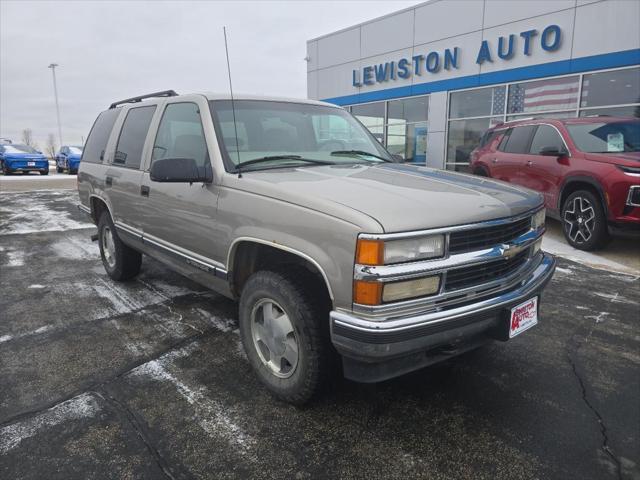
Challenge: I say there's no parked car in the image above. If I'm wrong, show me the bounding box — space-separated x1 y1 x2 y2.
55 145 83 174
78 91 555 404
0 143 49 175
0 137 12 145
470 116 640 250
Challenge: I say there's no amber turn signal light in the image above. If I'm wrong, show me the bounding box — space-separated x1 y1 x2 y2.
353 280 382 305
356 239 384 266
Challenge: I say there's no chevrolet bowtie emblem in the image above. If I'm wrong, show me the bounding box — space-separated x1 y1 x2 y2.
501 243 524 259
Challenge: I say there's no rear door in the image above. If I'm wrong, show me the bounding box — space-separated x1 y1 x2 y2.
492 125 536 184
522 124 569 209
106 104 157 234
138 97 223 267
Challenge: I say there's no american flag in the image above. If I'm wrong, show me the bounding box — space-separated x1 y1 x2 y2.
509 77 579 113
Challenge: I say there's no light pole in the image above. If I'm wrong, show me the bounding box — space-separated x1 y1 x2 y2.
48 63 63 148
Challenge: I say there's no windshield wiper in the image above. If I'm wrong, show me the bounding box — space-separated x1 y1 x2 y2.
235 155 335 171
330 150 391 162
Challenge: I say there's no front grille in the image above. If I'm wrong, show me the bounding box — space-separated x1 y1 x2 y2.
444 249 530 291
449 217 531 254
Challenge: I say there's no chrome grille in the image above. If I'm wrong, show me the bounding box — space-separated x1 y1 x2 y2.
449 217 531 254
444 248 530 291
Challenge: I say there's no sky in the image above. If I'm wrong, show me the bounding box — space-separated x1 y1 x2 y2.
0 0 421 150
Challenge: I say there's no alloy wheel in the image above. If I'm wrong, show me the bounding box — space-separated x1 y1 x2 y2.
563 195 596 244
250 298 299 378
101 225 117 268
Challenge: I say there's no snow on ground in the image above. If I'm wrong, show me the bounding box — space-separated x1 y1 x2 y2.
542 234 639 276
0 190 92 235
0 393 101 454
0 174 76 181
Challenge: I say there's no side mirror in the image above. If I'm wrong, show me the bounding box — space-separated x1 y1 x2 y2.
539 146 567 157
150 158 212 183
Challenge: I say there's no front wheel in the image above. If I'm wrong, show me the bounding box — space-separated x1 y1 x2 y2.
239 270 330 405
561 190 610 251
40 170 49 175
97 211 142 280
1 161 10 175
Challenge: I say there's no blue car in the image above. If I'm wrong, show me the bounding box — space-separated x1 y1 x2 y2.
55 145 83 174
0 144 49 175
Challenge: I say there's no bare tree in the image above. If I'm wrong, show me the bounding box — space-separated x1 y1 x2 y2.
21 129 35 147
46 133 57 160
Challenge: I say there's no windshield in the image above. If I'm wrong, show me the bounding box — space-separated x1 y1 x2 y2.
566 121 640 153
69 146 83 154
209 100 392 171
2 144 38 154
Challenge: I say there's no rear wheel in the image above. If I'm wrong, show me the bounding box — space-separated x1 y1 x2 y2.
239 269 330 405
40 170 49 175
56 165 63 173
561 190 610 251
1 161 10 175
97 211 142 280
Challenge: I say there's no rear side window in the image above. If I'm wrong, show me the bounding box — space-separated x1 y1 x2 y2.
151 103 209 169
502 125 536 154
82 109 120 164
114 105 156 169
480 130 503 148
529 125 565 155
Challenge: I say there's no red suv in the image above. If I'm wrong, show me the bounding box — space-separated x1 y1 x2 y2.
470 116 640 250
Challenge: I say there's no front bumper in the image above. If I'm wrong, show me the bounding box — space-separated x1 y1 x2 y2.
330 252 556 382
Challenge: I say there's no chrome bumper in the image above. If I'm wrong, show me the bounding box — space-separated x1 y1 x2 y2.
331 252 556 368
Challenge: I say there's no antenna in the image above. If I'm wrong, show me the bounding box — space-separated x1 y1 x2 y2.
223 26 242 178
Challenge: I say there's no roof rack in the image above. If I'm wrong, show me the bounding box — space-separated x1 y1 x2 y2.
109 90 178 109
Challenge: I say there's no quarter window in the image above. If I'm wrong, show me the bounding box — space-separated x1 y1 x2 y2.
83 109 120 164
152 103 209 169
114 106 156 169
502 125 536 154
529 125 565 155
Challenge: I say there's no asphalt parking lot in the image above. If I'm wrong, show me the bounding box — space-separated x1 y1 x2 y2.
1 187 639 480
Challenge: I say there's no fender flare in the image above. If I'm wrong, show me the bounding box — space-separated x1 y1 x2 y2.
558 175 609 217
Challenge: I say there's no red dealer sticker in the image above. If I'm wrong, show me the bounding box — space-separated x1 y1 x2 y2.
509 297 538 338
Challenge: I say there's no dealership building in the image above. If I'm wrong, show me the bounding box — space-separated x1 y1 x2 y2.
306 0 640 170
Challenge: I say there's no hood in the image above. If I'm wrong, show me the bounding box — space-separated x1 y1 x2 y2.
231 163 542 233
584 152 640 165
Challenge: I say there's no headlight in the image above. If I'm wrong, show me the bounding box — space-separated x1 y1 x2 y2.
356 235 445 266
531 208 545 230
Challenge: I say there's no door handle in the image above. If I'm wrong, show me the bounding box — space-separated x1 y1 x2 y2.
105 176 113 187
526 160 533 166
491 158 498 164
140 185 150 197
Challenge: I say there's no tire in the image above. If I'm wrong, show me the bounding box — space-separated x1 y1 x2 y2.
40 170 49 176
56 165 63 173
561 190 610 251
1 161 10 175
97 211 142 280
473 167 489 177
239 269 330 405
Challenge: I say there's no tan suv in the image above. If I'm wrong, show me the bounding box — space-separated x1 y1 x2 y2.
78 90 556 404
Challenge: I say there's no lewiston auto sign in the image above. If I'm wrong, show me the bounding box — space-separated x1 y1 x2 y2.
352 25 562 87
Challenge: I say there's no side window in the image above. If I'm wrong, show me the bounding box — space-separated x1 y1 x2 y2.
114 105 156 169
82 109 121 164
151 103 208 168
497 129 512 151
503 125 536 154
529 125 565 155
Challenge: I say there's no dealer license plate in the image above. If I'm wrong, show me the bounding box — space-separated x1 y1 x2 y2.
27 161 35 166
509 297 538 338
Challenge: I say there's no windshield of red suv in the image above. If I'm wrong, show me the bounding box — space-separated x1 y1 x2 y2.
566 121 640 153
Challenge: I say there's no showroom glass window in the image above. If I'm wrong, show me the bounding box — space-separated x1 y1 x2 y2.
507 76 579 115
386 97 428 163
579 67 640 117
351 102 385 143
446 86 505 171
